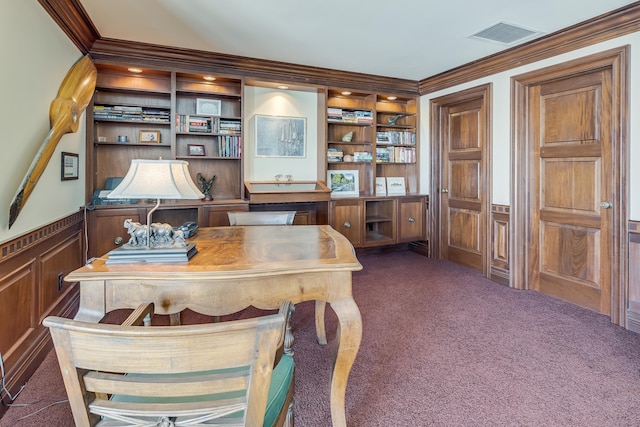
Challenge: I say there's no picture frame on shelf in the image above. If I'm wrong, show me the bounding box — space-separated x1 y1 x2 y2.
61 152 79 181
375 177 387 196
196 98 221 116
255 114 306 158
327 170 359 197
386 177 406 195
138 130 160 143
188 144 206 156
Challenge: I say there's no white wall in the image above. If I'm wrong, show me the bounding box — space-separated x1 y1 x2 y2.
420 33 640 220
243 86 319 182
0 1 84 243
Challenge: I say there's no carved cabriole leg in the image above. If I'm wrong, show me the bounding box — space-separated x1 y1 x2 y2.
329 297 362 427
315 300 327 345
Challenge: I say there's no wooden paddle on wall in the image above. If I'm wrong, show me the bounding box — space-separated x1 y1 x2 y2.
8 55 97 228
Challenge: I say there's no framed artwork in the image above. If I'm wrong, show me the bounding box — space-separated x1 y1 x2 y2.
61 152 79 181
196 98 221 116
188 144 206 156
327 170 359 197
386 177 406 195
375 177 387 196
255 114 306 158
138 130 160 143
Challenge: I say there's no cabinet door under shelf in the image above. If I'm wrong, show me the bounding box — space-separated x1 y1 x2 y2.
330 199 363 247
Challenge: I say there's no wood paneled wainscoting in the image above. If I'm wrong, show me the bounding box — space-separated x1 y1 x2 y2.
0 212 83 411
490 204 510 285
627 221 640 333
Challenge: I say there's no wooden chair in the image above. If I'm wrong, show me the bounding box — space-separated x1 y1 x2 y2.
227 211 296 226
43 301 295 427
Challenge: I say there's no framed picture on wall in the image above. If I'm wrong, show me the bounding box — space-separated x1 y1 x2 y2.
327 170 359 197
61 152 79 180
255 114 306 158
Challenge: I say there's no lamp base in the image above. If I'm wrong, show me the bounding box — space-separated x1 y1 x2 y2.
106 243 197 265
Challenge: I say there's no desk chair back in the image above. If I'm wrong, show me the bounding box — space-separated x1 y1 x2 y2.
228 211 296 226
43 302 293 427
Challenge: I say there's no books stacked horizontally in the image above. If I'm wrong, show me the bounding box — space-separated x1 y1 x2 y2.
219 119 241 135
352 151 373 162
327 148 344 162
376 131 416 145
327 108 373 123
94 105 170 123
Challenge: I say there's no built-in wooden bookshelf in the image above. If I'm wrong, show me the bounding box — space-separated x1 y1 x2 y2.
87 65 245 203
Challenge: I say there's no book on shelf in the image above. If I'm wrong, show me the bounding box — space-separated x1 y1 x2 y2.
376 131 415 145
327 147 344 162
94 105 170 123
328 107 343 121
353 151 372 162
376 146 415 163
355 110 373 123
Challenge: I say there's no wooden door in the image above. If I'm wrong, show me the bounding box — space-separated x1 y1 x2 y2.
527 70 613 314
330 200 363 247
433 85 490 273
398 197 425 242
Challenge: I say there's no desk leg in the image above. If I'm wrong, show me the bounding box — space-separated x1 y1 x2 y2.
330 297 362 427
74 280 106 322
315 300 327 345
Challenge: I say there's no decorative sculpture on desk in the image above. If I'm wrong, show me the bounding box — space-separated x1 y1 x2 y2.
123 219 186 249
197 173 216 201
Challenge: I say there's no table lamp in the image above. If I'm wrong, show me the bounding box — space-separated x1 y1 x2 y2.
105 159 204 264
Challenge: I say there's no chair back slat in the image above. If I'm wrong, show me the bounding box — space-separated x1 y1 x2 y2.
228 211 296 226
43 302 291 427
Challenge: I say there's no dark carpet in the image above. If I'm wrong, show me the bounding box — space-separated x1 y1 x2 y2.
2 252 640 426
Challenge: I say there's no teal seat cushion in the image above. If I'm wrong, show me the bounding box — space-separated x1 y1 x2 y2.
264 354 294 427
108 354 294 427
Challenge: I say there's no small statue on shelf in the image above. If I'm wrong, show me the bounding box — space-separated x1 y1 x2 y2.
197 173 216 201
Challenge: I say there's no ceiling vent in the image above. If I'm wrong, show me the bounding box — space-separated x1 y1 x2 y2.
469 22 542 45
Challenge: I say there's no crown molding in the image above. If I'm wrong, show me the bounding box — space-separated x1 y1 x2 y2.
419 2 640 95
38 0 98 53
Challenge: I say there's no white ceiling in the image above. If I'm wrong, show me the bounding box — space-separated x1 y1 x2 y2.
78 0 637 81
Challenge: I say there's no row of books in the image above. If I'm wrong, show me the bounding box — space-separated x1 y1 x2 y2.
376 131 416 145
328 108 373 123
216 136 242 158
376 146 416 163
176 115 241 134
327 148 373 162
94 105 171 123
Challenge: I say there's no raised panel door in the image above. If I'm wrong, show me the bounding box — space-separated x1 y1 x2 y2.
330 200 363 247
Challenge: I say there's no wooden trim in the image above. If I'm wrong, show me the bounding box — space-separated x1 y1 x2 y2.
511 46 629 324
88 38 419 96
37 0 98 53
1 210 84 262
419 3 640 94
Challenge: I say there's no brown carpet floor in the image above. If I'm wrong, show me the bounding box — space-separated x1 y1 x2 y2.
2 251 640 426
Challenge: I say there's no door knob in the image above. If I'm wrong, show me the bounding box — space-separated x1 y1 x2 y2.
408 217 415 223
600 201 612 209
441 188 449 193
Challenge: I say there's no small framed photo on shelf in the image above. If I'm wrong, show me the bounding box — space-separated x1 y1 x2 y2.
327 170 359 197
375 177 387 196
196 98 221 116
188 144 206 156
386 177 406 195
61 152 79 181
138 130 160 143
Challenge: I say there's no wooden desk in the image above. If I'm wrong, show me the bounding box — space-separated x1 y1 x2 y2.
67 225 363 427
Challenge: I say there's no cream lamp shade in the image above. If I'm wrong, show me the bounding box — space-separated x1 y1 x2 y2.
107 159 204 200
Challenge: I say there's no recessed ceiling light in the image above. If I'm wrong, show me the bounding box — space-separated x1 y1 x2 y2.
341 91 351 96
127 67 143 73
387 96 397 101
203 75 216 81
277 85 289 90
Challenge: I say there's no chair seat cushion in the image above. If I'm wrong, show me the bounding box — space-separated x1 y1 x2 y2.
106 354 294 426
